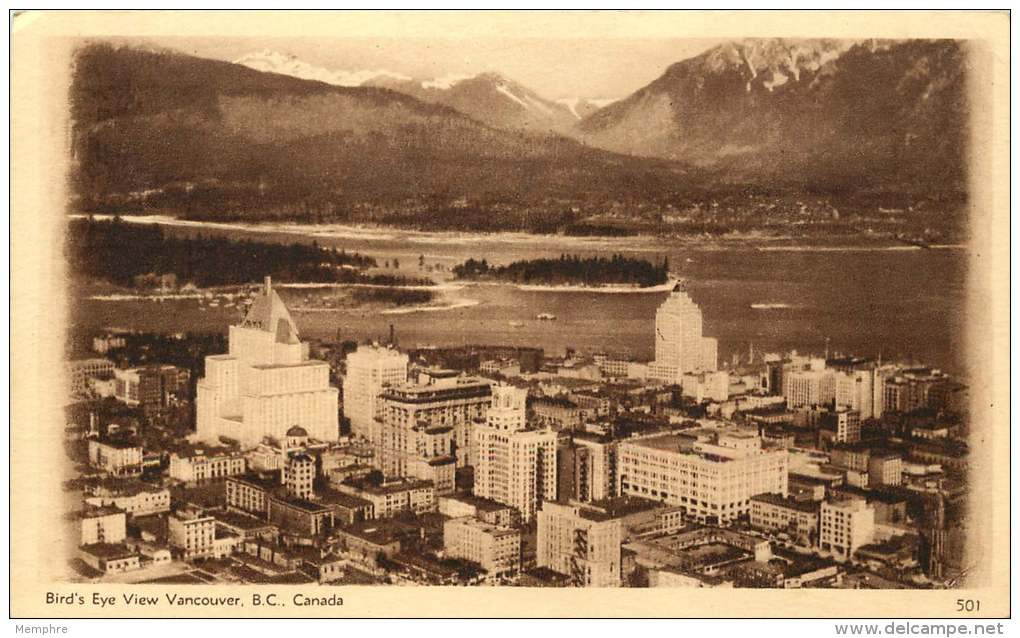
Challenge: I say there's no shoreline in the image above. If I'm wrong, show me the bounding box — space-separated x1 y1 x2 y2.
69 213 967 252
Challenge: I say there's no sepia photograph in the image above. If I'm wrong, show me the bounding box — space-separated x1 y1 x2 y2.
8 8 1012 622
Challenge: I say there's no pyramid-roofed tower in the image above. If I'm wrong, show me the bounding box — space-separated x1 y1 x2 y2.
195 276 339 447
240 277 301 345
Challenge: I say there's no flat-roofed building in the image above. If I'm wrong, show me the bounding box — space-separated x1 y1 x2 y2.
169 507 217 560
88 438 143 477
750 493 821 546
437 494 515 528
474 386 557 522
334 477 436 519
343 345 409 441
868 452 903 488
225 471 280 518
268 495 336 537
536 500 623 587
617 427 788 525
376 371 491 480
80 505 127 546
820 496 875 560
67 358 116 399
84 480 171 516
168 445 247 484
443 516 522 579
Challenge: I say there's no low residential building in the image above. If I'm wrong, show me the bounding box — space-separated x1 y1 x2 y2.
338 521 405 563
78 543 140 574
168 507 217 560
443 516 522 579
225 471 280 518
80 505 127 546
88 438 143 477
168 445 247 484
84 480 171 516
437 494 515 527
750 493 821 546
649 566 733 588
335 477 436 519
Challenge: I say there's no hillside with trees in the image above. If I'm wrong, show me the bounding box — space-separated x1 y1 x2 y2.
452 254 670 288
67 217 429 288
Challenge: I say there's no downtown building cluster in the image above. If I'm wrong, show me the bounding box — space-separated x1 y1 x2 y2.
63 280 969 588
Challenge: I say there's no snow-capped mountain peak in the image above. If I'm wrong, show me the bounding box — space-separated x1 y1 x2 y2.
420 73 474 90
232 50 410 87
555 97 620 119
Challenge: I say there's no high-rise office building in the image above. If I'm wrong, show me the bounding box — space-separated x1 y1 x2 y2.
342 345 409 441
653 283 717 378
196 277 339 447
474 384 558 522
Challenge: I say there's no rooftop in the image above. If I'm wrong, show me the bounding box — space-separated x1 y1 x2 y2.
751 492 822 513
239 276 301 344
79 542 136 560
80 504 124 519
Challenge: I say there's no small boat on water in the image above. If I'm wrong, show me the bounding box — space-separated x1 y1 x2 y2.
536 313 557 321
508 320 524 328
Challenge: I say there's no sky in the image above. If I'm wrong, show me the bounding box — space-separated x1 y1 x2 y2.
134 36 722 100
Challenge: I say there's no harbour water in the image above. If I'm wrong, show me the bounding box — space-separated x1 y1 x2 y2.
71 216 968 374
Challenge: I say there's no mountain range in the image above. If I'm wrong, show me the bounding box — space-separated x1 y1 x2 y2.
69 38 969 227
70 43 686 219
234 50 594 133
576 38 969 192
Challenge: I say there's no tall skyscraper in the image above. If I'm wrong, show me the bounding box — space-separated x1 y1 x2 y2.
342 345 409 441
474 384 558 522
196 277 339 447
654 283 717 377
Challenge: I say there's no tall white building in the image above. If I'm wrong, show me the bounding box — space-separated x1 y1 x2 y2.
654 284 718 378
474 385 558 522
196 277 339 447
835 369 876 419
342 345 409 441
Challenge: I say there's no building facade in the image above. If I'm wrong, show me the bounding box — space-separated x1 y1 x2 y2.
536 501 623 587
820 496 876 560
196 277 339 447
653 284 718 376
473 385 557 522
617 428 788 524
342 345 409 440
375 371 491 481
443 516 522 578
